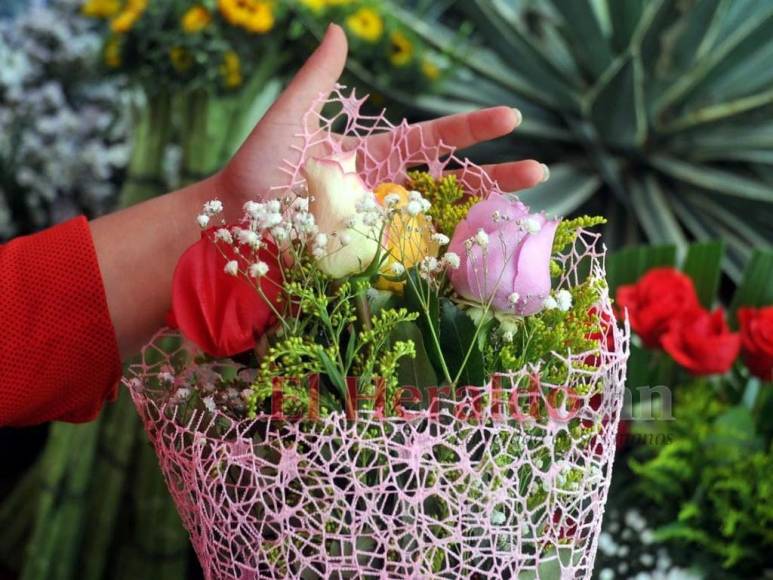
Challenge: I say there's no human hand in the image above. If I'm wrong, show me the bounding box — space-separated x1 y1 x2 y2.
215 24 546 217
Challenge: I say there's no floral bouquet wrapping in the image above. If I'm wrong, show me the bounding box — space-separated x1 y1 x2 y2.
125 87 629 579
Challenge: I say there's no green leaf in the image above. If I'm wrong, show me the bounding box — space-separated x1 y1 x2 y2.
549 0 613 78
517 164 600 216
730 250 773 314
318 349 347 402
439 299 485 387
391 322 438 390
650 155 773 202
404 269 444 379
606 245 678 296
586 54 647 146
628 175 687 248
682 241 724 308
607 0 647 52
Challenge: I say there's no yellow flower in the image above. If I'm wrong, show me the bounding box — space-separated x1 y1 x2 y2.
300 0 327 12
104 36 122 68
220 51 243 88
345 7 383 43
218 0 275 34
373 182 439 293
170 47 193 72
390 31 413 66
421 59 440 80
182 5 212 33
110 0 148 33
82 0 121 18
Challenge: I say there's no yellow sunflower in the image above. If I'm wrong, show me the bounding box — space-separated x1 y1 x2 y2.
110 0 148 33
220 51 243 88
345 7 383 43
390 31 414 66
218 0 275 34
182 5 212 33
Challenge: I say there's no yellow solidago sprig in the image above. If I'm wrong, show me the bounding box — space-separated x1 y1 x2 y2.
407 171 476 237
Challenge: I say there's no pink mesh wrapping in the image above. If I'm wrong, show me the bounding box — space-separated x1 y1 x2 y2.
125 87 630 579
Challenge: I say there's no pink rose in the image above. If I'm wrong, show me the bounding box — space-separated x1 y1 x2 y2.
448 193 559 315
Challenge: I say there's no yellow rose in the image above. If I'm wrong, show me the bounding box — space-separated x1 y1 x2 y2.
303 152 381 279
373 183 438 293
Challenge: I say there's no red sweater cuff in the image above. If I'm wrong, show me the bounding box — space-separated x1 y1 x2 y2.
0 217 122 426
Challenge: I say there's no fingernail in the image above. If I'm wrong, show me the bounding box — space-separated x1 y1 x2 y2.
512 108 522 128
540 163 550 182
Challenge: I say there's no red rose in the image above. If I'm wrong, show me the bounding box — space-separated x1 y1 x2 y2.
171 227 282 357
738 306 773 381
661 308 740 376
616 267 701 348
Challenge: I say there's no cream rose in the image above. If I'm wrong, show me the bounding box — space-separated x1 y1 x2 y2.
303 151 382 278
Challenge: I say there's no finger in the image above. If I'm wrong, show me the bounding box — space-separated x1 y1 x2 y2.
264 24 348 121
362 106 522 160
444 160 547 193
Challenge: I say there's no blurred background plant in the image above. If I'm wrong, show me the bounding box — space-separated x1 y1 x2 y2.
595 242 773 579
0 0 129 240
394 0 773 280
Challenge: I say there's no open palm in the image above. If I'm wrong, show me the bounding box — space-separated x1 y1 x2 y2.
218 24 546 211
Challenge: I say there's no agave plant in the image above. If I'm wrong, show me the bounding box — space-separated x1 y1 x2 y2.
391 0 773 280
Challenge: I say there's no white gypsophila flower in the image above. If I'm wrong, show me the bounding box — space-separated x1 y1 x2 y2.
196 214 210 228
543 296 558 310
249 261 269 278
292 196 309 212
384 193 401 207
442 251 461 269
224 260 239 276
408 190 423 202
314 232 328 249
214 228 233 244
266 199 281 213
203 200 223 215
339 232 352 246
475 229 489 248
312 246 327 259
158 371 175 384
175 387 191 401
236 228 260 248
431 232 450 245
522 217 542 234
243 200 262 219
419 256 439 278
390 262 406 276
420 198 432 212
405 200 422 216
508 292 520 305
556 289 573 312
203 396 217 413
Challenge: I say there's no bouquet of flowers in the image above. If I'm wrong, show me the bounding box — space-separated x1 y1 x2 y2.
126 87 629 579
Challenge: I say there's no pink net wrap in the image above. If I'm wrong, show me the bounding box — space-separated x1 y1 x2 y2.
125 87 630 579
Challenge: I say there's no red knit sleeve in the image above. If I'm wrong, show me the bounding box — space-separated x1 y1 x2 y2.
0 217 122 426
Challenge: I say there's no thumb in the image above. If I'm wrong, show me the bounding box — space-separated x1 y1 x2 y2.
264 23 348 121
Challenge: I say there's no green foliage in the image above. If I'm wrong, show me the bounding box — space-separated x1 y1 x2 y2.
552 215 606 254
392 0 773 279
630 382 773 572
407 171 476 236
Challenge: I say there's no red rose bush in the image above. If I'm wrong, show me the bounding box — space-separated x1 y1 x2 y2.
124 88 630 579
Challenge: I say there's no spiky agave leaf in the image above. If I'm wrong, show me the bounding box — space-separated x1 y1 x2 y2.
388 0 773 280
